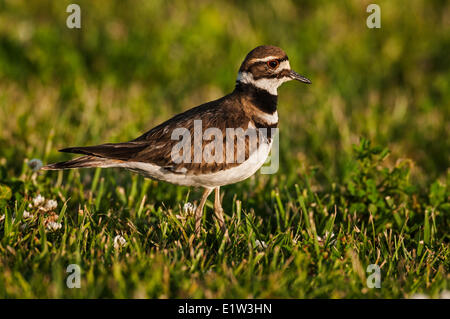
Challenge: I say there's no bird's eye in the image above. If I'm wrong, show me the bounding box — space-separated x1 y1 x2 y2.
267 60 279 69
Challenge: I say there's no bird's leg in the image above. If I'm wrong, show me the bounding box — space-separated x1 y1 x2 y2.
214 186 226 230
194 187 213 236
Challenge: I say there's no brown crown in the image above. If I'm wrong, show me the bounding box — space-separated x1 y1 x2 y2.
239 46 288 72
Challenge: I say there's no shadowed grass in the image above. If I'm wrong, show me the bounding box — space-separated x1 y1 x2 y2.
0 139 448 298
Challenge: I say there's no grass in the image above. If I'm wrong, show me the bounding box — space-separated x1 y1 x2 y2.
0 0 449 298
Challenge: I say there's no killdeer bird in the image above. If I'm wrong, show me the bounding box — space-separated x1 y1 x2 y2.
43 45 311 234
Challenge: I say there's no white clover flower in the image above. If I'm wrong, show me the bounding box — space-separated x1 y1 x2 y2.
113 235 127 250
22 210 32 219
176 202 196 221
28 158 43 172
46 221 62 232
33 194 45 207
183 202 196 215
255 239 267 250
44 199 58 211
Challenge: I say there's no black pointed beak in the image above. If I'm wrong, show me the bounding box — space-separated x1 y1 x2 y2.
290 70 311 84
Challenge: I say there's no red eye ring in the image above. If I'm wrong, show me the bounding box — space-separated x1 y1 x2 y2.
267 60 279 69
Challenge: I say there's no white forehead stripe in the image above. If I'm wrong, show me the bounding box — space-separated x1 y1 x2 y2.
250 56 279 63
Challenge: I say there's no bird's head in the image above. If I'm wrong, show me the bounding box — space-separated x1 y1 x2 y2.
236 45 311 95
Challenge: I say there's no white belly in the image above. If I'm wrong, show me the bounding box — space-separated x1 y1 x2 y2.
118 141 272 188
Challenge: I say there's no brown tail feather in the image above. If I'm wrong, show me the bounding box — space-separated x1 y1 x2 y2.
42 155 121 170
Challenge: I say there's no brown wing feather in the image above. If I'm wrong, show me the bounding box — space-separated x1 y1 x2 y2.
57 92 269 175
129 94 255 174
59 142 149 161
